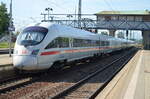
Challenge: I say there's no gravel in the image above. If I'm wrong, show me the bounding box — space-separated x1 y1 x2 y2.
0 50 131 99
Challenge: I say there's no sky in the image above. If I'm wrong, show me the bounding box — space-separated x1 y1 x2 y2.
1 0 149 39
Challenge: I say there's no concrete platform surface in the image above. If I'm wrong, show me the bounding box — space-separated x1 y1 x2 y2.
96 50 150 99
0 54 13 66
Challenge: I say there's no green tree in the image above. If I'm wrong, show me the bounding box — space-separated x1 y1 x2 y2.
101 32 108 35
118 32 125 39
16 31 20 35
0 2 9 35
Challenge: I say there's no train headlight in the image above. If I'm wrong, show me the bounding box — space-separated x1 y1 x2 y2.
14 50 18 54
31 49 39 55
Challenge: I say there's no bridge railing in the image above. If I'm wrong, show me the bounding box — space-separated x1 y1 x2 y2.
42 20 150 30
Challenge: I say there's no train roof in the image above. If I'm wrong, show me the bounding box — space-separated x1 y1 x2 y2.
27 22 134 43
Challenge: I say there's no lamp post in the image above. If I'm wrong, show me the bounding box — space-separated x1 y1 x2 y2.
67 14 73 20
9 0 12 57
66 14 73 25
78 0 82 28
45 8 53 21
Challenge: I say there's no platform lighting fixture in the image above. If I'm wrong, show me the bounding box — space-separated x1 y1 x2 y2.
78 0 82 28
9 0 13 57
67 14 73 20
45 8 53 21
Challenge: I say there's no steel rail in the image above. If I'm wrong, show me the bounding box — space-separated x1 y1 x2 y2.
89 49 136 99
51 48 137 99
0 49 13 54
0 73 42 94
0 75 23 85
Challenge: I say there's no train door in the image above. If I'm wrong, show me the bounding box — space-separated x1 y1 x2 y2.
99 36 101 54
71 38 81 60
67 38 74 61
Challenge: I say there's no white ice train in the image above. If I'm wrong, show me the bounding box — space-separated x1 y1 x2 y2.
13 22 135 72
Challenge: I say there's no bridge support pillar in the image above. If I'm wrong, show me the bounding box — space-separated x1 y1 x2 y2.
95 29 98 33
142 31 150 50
109 30 116 37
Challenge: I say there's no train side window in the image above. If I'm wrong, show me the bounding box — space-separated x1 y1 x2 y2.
73 38 82 47
96 41 100 46
73 39 92 47
45 39 58 49
79 39 84 47
90 40 99 47
88 40 92 47
100 41 105 46
73 39 99 47
84 39 91 47
91 40 96 46
45 37 69 49
58 37 69 48
105 41 109 46
104 41 106 46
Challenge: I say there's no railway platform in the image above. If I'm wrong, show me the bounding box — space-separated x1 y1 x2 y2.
96 50 150 99
0 54 12 66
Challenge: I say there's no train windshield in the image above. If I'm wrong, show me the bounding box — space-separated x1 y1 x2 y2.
17 26 48 46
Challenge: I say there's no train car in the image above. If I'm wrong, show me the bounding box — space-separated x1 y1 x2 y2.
13 22 134 72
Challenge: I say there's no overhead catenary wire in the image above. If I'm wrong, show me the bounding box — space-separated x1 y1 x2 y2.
103 0 115 12
42 0 71 13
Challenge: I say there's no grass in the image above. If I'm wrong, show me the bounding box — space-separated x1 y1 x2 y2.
0 42 15 48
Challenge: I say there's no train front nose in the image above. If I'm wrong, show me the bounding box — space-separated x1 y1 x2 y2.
13 55 38 70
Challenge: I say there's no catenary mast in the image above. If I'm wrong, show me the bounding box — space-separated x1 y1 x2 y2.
78 0 82 28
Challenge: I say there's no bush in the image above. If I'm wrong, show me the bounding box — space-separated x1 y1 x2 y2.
0 42 14 48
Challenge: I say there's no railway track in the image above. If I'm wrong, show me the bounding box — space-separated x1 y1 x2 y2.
0 74 19 85
0 48 137 99
0 73 43 94
0 68 64 96
50 49 137 99
0 49 13 54
0 65 13 70
0 64 13 67
0 65 15 82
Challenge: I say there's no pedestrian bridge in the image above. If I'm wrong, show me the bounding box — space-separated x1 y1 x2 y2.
42 20 150 31
41 10 150 49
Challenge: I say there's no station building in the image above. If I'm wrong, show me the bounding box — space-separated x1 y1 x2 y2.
95 10 150 49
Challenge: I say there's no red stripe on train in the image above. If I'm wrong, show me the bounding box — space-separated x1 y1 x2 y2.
40 47 112 56
40 51 60 55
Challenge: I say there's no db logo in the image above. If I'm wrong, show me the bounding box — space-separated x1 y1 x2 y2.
22 50 27 54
